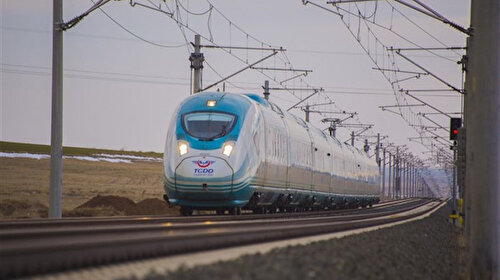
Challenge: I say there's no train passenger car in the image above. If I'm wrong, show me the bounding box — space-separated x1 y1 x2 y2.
163 92 380 215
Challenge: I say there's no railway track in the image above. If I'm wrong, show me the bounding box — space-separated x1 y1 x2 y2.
0 198 412 231
0 198 442 278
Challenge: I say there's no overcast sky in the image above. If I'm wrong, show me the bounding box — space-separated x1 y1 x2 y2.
1 0 469 163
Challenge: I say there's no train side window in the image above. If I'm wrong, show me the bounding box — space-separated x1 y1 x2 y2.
277 133 281 158
253 131 260 151
274 131 278 158
280 133 286 160
267 127 275 159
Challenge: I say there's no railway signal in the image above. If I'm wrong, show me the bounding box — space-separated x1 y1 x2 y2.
449 117 462 140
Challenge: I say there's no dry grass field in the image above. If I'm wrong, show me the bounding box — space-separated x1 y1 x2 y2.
0 157 169 219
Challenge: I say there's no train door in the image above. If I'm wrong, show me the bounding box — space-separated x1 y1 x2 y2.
310 127 332 194
261 105 288 189
285 115 313 192
249 106 266 186
330 139 345 194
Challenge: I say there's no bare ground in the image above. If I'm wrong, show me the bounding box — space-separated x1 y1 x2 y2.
0 157 175 219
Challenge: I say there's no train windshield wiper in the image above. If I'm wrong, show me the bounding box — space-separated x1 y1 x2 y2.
203 125 227 141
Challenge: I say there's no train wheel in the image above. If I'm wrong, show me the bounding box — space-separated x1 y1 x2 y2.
257 207 265 214
253 207 265 214
229 207 241 215
180 207 193 216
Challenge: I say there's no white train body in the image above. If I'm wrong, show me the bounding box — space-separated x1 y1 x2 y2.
163 92 380 212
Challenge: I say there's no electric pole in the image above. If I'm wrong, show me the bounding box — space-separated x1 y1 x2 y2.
49 0 63 218
263 80 270 100
388 152 392 199
305 104 310 122
465 0 499 277
395 147 400 198
363 139 369 153
402 160 406 198
190 34 204 94
382 148 386 200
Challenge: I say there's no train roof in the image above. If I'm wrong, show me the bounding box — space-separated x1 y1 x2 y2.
185 92 373 163
243 93 270 107
178 92 253 117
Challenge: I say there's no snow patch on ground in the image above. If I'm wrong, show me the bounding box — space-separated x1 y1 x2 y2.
95 154 162 162
0 152 146 163
0 152 49 160
92 157 132 163
69 156 132 163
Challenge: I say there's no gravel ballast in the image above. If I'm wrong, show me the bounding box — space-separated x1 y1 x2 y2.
123 202 464 280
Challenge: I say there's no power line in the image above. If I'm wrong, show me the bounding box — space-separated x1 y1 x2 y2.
1 68 190 86
286 48 459 58
143 1 303 100
2 63 188 81
384 0 463 57
93 0 187 48
176 0 212 16
305 0 459 162
121 1 385 144
5 63 458 97
1 26 189 46
331 3 460 62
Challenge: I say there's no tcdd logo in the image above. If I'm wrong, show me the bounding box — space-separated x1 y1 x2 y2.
194 168 214 174
193 159 215 175
193 160 215 168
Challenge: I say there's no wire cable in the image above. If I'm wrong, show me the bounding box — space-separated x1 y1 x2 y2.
92 0 187 48
176 0 212 15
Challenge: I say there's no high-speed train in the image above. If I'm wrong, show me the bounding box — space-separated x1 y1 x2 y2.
163 92 380 215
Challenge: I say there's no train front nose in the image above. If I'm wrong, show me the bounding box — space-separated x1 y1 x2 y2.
175 155 234 192
164 96 254 208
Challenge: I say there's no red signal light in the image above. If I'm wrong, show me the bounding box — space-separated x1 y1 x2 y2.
450 118 462 140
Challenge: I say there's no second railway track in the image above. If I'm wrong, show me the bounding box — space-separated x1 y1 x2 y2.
0 198 442 278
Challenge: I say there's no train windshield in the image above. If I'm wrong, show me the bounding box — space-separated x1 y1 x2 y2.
182 112 237 140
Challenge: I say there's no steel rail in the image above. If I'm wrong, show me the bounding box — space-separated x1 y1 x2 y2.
0 200 426 241
0 198 417 230
0 199 441 278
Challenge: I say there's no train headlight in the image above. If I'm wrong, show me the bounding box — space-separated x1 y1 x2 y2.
222 142 234 157
178 141 188 156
